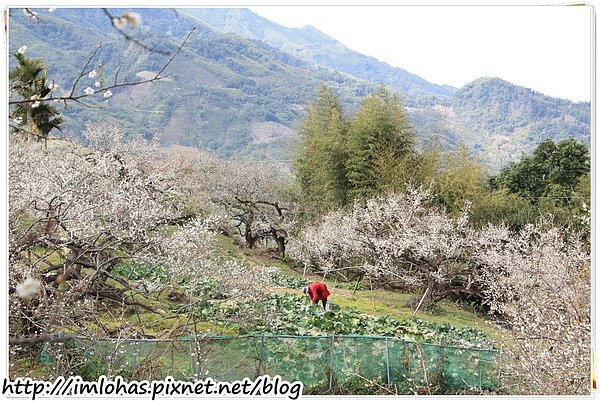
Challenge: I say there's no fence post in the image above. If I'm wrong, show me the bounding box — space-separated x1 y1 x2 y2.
329 334 335 390
385 337 391 386
257 334 265 378
189 339 196 380
479 357 482 389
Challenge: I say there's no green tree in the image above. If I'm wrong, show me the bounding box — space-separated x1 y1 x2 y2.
345 86 415 201
294 84 349 213
411 144 538 230
490 138 590 231
492 138 589 206
9 52 63 147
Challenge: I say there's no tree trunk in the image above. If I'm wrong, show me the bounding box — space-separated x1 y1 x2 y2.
245 227 258 249
270 228 286 257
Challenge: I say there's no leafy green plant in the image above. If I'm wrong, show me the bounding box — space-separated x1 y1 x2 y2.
269 272 311 289
217 294 493 348
113 262 169 282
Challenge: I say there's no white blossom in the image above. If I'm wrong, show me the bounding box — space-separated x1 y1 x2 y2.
88 70 97 78
16 277 41 299
103 90 113 98
292 188 475 301
292 187 590 394
30 94 40 108
17 46 27 54
94 81 101 88
84 87 95 95
476 222 590 394
113 17 126 29
113 12 142 30
123 12 141 28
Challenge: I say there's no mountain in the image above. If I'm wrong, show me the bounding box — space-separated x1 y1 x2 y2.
181 8 590 168
425 77 590 167
9 8 383 161
9 8 590 170
179 8 456 101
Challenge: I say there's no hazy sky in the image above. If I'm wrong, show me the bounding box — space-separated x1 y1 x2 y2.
249 5 592 102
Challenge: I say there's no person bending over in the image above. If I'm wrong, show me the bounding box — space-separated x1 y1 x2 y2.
302 281 330 310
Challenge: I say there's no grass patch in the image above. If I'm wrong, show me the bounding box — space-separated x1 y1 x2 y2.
212 235 504 341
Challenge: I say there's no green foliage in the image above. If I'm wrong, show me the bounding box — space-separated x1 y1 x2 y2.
113 262 169 282
407 145 535 230
294 84 349 213
269 272 311 289
9 52 63 140
468 189 537 230
411 145 486 213
493 139 589 201
295 85 416 213
491 138 590 229
220 294 492 348
345 86 415 201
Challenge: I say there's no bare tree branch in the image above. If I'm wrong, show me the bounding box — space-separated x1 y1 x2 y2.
156 26 195 79
68 44 102 98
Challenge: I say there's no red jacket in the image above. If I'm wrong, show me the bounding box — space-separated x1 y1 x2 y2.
307 282 330 302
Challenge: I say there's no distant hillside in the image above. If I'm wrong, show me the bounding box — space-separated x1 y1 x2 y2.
9 8 590 170
432 77 590 168
180 8 456 101
9 8 380 161
177 8 590 168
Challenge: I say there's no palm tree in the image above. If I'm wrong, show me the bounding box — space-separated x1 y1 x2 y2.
9 52 63 147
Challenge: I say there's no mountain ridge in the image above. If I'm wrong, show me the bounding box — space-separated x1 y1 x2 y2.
9 7 590 170
180 8 457 100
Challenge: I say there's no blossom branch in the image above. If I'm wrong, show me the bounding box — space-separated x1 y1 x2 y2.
9 27 195 107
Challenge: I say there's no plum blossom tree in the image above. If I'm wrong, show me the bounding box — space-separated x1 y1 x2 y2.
291 187 481 303
211 161 297 256
161 146 297 257
9 127 286 345
9 124 182 339
476 221 590 394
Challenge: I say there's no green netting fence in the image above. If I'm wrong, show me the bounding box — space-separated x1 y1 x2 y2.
40 334 499 393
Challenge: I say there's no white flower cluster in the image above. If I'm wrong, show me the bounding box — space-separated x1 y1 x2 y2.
84 69 112 98
10 116 23 126
292 187 475 293
112 12 141 29
9 124 281 342
161 146 297 255
476 221 590 394
15 277 41 299
29 94 40 108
